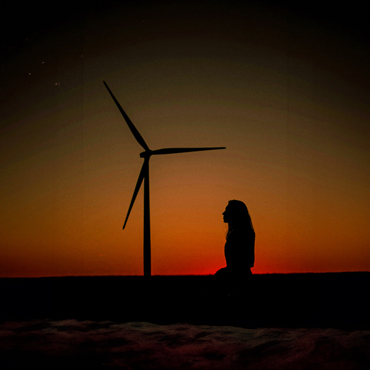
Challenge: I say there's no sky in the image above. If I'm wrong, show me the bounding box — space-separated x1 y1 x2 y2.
1 0 370 276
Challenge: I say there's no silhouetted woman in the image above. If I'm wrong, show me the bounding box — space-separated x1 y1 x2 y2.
215 200 255 294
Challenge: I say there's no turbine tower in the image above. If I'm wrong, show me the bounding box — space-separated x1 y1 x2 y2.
103 81 226 277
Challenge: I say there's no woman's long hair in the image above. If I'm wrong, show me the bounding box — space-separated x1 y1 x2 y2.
226 200 254 239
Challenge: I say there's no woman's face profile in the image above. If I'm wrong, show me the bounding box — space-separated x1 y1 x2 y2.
222 206 230 223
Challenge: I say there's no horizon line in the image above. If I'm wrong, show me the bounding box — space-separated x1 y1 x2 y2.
1 271 369 279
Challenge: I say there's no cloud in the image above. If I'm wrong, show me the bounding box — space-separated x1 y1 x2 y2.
1 320 369 369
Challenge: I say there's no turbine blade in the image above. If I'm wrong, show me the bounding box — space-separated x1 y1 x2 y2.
151 147 226 155
103 81 150 152
123 160 147 229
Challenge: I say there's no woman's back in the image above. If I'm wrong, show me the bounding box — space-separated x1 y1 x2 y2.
225 229 255 271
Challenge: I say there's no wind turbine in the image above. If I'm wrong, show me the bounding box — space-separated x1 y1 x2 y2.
103 81 226 277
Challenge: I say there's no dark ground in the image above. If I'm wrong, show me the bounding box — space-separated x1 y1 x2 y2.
1 272 369 329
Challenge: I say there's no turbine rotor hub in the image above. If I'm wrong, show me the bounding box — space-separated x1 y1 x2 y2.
140 150 152 158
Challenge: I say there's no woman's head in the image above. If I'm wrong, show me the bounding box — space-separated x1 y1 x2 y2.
223 200 254 232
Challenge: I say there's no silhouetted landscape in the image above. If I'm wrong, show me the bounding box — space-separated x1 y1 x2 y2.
1 272 369 329
1 273 370 369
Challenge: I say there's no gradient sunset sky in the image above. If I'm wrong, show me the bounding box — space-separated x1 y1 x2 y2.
1 1 370 276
